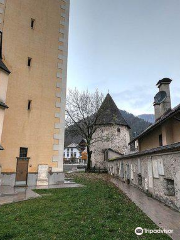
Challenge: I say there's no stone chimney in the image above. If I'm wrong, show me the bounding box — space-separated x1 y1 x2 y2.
153 102 161 121
154 78 172 120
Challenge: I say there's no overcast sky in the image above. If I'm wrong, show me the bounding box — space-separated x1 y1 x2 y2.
67 0 180 115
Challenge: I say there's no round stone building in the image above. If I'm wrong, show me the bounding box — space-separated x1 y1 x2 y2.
91 93 131 169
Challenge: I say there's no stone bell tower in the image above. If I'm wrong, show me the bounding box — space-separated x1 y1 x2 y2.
91 94 131 168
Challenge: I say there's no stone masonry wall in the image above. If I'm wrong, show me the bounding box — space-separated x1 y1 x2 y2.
107 151 180 211
91 125 130 168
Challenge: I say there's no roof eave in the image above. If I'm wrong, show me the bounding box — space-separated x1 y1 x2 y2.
0 60 11 74
110 142 180 161
96 123 131 129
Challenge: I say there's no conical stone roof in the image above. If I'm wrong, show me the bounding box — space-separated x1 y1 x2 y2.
97 93 130 128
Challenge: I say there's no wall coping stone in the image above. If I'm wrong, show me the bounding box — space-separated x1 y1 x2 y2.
108 142 180 161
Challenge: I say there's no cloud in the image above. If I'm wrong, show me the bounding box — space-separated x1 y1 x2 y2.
111 85 155 115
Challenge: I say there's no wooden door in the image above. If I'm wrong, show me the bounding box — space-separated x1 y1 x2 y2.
16 159 28 183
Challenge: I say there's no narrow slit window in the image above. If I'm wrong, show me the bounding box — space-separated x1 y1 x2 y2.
159 134 163 146
165 179 175 196
28 100 32 110
28 57 32 67
31 19 35 29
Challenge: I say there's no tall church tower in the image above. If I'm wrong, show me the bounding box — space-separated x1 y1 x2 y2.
0 0 70 186
91 94 130 168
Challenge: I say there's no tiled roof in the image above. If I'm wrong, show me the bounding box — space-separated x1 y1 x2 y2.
97 94 130 128
66 143 78 148
129 103 180 144
0 59 10 74
105 148 123 155
0 101 8 109
109 142 180 161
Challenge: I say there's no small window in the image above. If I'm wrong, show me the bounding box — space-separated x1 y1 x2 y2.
159 134 163 146
74 152 76 157
67 148 69 152
67 153 69 157
117 128 121 133
138 174 142 186
116 167 119 175
104 150 108 161
31 19 35 29
19 147 28 158
28 100 32 110
28 57 32 67
165 179 175 196
120 162 124 178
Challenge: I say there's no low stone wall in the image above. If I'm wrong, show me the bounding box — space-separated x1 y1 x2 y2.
63 164 86 172
108 150 180 211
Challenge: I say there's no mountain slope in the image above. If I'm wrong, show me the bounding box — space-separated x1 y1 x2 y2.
138 114 155 124
120 110 151 139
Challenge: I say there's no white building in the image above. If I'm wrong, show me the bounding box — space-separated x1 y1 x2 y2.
64 143 81 162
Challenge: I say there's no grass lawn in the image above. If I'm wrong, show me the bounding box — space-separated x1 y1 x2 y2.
0 173 170 240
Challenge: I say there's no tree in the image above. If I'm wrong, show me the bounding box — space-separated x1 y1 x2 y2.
65 89 111 170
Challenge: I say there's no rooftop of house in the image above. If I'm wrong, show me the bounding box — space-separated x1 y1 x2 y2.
65 143 79 149
104 148 124 155
129 103 180 144
97 93 130 128
0 59 10 74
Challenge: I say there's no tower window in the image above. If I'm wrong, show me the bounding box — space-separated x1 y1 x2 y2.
117 128 121 133
28 57 32 67
31 19 35 29
28 100 32 110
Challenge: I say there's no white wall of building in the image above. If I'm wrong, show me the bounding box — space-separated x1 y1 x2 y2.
64 147 81 159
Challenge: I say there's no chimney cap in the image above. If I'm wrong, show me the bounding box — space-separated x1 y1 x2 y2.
156 78 172 87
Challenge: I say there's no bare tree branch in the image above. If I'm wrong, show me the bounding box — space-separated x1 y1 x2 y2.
65 89 113 170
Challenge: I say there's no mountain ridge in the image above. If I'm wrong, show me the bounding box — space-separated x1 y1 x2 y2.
138 114 155 123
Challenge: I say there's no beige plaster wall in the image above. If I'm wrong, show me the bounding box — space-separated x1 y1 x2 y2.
139 118 180 152
139 126 162 152
172 118 180 143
